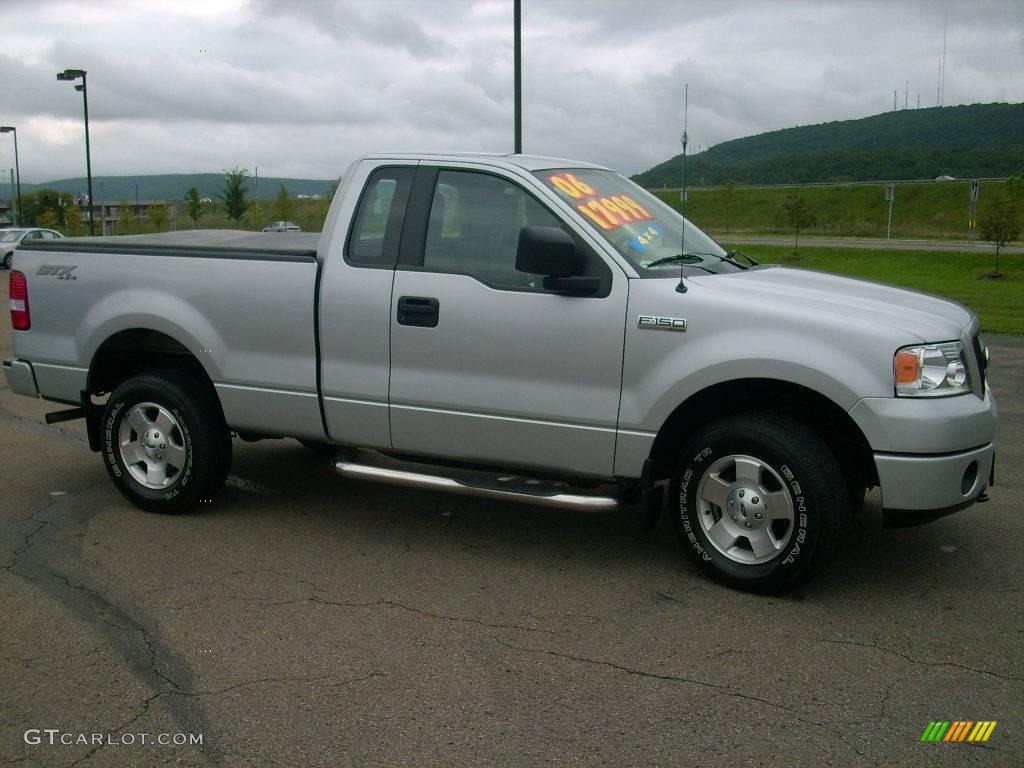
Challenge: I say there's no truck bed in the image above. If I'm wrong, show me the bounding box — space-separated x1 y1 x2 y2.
18 229 319 262
11 227 324 438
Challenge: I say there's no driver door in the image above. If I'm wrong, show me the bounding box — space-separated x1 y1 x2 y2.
388 166 628 477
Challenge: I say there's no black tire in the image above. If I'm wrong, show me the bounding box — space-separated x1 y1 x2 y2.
101 370 232 514
670 413 850 594
1 251 12 269
850 483 867 513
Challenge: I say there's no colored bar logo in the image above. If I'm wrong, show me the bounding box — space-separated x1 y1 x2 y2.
920 721 997 742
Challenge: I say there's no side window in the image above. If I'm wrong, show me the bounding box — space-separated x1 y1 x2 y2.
347 167 415 267
422 170 564 291
23 231 42 240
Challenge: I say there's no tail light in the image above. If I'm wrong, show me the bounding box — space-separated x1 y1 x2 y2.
9 270 30 330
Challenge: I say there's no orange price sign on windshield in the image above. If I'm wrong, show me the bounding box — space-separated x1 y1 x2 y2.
576 195 654 230
548 172 596 200
547 173 654 231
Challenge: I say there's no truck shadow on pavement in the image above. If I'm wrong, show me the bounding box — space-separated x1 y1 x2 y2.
206 439 999 604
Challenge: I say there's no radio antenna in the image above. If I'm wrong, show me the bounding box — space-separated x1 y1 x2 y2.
677 83 689 293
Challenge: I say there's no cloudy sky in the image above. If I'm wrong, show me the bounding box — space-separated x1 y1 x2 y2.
1 0 1022 184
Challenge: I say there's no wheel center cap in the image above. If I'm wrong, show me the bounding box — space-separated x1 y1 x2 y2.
727 487 766 529
142 429 166 459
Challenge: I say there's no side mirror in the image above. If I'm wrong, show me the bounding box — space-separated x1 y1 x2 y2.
516 226 577 277
515 226 600 296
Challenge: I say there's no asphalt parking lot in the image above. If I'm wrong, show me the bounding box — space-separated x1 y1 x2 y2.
1 273 1021 767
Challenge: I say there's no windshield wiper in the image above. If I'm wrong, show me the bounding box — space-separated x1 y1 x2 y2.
645 251 746 271
727 249 759 267
645 253 707 268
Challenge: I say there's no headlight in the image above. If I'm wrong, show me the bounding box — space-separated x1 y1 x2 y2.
894 342 970 397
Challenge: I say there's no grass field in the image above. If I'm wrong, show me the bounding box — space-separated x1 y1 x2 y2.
654 179 1016 241
723 244 1023 335
62 178 1021 246
86 197 333 236
52 190 1024 335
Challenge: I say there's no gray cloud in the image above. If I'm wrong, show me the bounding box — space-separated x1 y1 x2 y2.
0 0 1021 183
249 0 455 58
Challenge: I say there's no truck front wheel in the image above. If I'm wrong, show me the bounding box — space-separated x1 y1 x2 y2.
670 413 850 593
101 370 232 514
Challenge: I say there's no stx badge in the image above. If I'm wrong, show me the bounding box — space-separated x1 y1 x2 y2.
37 265 77 280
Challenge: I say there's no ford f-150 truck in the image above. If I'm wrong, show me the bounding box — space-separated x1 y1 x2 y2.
4 153 997 592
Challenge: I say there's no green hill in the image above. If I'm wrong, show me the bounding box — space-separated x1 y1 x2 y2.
11 173 338 203
634 103 1024 187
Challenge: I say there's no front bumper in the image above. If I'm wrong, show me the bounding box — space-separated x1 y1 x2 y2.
849 385 997 454
874 442 993 512
851 383 997 515
3 358 39 398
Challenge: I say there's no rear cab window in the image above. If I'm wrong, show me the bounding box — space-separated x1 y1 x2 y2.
346 167 415 267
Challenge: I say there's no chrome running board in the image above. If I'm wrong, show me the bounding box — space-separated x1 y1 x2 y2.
335 459 619 512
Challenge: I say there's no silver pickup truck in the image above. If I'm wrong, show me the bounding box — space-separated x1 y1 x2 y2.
4 153 997 592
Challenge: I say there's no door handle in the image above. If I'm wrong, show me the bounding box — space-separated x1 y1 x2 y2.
397 296 440 328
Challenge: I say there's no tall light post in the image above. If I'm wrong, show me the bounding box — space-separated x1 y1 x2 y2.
0 127 21 226
57 69 94 235
513 0 522 154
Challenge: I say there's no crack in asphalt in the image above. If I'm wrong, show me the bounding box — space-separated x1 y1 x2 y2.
812 637 1022 682
383 600 559 635
5 497 67 569
135 572 559 636
170 671 386 699
60 673 385 768
186 593 559 635
0 402 90 447
42 566 201 695
63 690 165 768
491 637 825 728
2 488 221 767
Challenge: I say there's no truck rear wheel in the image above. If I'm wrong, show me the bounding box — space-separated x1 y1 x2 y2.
670 413 850 594
101 370 232 514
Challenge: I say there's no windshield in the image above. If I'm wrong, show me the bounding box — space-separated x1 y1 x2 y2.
0 229 25 243
535 169 740 275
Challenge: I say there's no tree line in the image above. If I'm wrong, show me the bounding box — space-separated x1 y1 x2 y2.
779 176 1022 275
6 167 339 234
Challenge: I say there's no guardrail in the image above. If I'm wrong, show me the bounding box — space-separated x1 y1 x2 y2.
648 177 1011 192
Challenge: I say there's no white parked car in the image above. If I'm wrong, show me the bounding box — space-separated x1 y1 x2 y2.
262 221 301 233
1 228 63 269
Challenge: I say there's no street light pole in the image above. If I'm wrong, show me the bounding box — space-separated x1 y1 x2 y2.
57 69 94 235
0 127 21 226
513 0 522 154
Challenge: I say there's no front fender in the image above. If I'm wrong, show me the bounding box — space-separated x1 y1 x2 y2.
620 323 896 435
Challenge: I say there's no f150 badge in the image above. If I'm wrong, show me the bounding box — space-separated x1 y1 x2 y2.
37 265 77 280
638 315 687 331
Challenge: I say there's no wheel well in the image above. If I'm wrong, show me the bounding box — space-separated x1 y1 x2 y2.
88 329 214 397
648 378 877 491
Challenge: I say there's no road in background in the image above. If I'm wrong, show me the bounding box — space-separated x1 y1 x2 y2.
1 272 1021 767
717 234 1024 253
